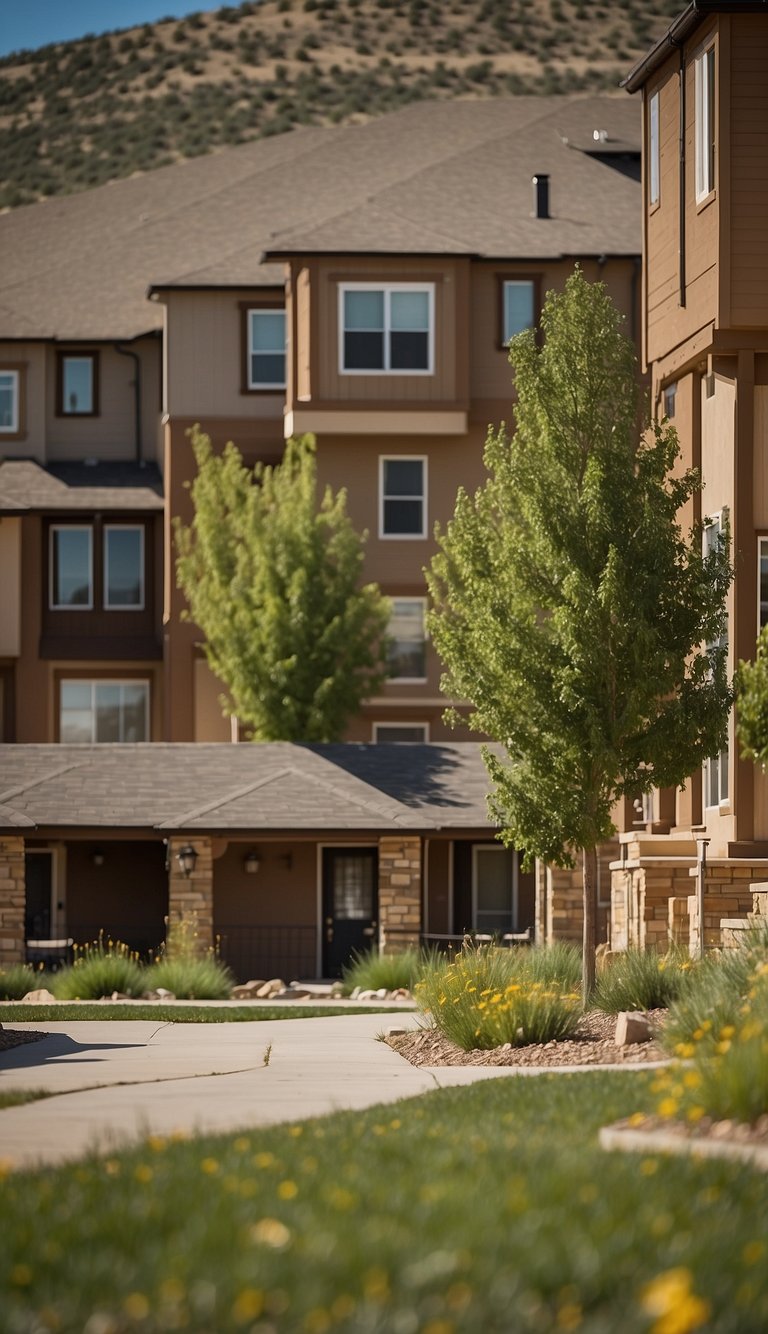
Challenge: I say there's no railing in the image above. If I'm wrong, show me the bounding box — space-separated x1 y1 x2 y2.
420 929 532 955
215 924 317 985
51 923 165 963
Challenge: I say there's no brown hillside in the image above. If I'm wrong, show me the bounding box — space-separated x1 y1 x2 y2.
0 0 679 210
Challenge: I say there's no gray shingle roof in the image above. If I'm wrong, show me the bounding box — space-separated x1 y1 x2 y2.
0 96 639 341
0 742 498 833
0 461 164 512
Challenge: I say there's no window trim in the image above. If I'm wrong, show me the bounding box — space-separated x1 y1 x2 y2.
103 524 145 612
338 282 435 376
758 536 768 636
379 455 428 541
55 350 100 418
0 364 26 439
238 296 286 395
58 677 151 744
0 367 20 434
372 721 430 744
387 595 428 683
496 274 539 350
246 306 287 391
694 45 716 205
648 88 660 208
49 525 94 611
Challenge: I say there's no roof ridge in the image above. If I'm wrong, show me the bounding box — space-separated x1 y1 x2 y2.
158 767 295 828
286 761 419 827
0 802 37 829
0 761 86 805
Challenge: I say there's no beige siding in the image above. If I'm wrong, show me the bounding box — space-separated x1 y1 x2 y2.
729 16 768 327
0 518 21 656
165 289 285 421
193 657 232 742
0 342 46 461
296 267 311 403
753 386 768 529
45 337 162 463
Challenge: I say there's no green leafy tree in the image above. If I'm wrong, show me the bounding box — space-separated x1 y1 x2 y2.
736 627 768 767
427 271 733 997
175 429 389 742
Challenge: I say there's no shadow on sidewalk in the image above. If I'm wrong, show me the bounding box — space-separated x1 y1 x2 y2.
0 1031 147 1072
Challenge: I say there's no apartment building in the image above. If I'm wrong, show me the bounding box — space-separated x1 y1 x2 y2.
610 0 768 953
0 94 641 749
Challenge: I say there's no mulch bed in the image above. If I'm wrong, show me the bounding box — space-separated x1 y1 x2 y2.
387 1009 669 1067
0 1028 48 1054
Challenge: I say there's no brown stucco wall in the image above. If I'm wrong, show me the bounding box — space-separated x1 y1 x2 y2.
65 839 168 953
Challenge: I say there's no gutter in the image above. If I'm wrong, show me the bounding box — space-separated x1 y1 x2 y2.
622 1 767 93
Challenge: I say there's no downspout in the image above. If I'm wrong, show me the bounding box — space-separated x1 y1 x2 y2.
676 44 687 308
631 255 641 352
114 342 143 466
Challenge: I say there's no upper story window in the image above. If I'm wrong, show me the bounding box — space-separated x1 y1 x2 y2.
663 382 677 418
0 369 19 434
57 352 98 416
59 679 149 743
247 309 286 389
387 598 427 681
380 457 427 539
49 522 145 611
695 46 716 202
340 284 434 374
758 538 768 632
372 722 429 744
648 90 660 206
502 280 535 345
104 525 144 609
50 526 93 609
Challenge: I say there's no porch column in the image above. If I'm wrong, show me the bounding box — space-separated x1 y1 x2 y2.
0 835 26 965
167 836 213 952
378 835 421 955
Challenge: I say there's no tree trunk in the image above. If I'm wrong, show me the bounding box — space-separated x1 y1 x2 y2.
582 844 598 1005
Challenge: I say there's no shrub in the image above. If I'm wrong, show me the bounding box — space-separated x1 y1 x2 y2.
594 948 692 1014
341 946 425 995
52 937 144 1000
526 941 582 991
662 925 768 1051
416 945 581 1051
147 956 233 1000
0 963 40 1000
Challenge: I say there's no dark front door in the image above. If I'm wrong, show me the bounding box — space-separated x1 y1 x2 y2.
25 852 53 940
322 847 378 978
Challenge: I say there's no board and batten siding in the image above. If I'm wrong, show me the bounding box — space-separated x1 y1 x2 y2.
729 16 768 329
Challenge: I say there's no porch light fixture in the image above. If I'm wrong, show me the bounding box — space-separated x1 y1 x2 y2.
176 844 198 877
92 849 105 867
244 850 261 874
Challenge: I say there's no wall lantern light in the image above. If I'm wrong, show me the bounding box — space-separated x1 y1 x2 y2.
92 849 105 867
244 851 261 874
176 844 198 877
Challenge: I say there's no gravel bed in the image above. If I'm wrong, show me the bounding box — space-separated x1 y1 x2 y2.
0 1027 47 1054
387 1009 669 1067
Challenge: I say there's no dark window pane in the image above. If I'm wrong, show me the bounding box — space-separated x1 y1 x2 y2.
332 855 374 918
105 528 143 607
62 358 93 414
344 331 384 370
384 459 423 497
375 726 427 744
390 330 429 370
384 499 423 535
251 353 285 386
52 529 92 606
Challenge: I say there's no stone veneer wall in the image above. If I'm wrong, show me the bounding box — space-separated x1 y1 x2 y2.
536 842 617 946
167 835 214 953
686 863 768 954
0 835 25 966
378 835 421 955
610 859 696 953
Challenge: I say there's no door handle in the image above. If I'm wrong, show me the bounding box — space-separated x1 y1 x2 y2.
326 928 334 942
362 927 375 936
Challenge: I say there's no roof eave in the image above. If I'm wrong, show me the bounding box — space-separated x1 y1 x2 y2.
622 1 767 93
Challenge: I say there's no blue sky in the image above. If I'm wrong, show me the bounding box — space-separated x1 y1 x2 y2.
0 1 217 57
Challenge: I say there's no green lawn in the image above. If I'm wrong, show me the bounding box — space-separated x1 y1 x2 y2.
1 1072 766 1332
0 1003 410 1024
0 1088 50 1111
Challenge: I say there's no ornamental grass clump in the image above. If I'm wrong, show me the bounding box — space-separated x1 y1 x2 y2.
148 955 234 1000
341 945 426 996
52 936 144 1000
594 947 691 1015
0 963 40 1000
416 944 581 1051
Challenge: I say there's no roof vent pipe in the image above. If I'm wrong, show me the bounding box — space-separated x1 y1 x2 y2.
532 174 550 220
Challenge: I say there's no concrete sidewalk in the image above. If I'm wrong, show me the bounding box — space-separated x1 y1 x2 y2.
0 1014 436 1170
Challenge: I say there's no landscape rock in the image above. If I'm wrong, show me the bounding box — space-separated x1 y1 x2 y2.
391 988 412 999
21 988 57 1004
375 988 389 999
256 979 285 998
350 987 362 1000
143 988 176 1001
357 989 377 1001
231 980 266 1000
615 1011 652 1046
110 992 131 1001
386 1025 408 1036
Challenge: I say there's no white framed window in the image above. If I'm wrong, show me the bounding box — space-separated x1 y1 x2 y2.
387 597 427 681
704 513 729 807
648 90 660 206
379 456 427 539
695 46 715 202
248 309 286 389
663 381 677 418
372 722 429 744
502 280 535 344
104 525 144 610
0 370 19 433
59 680 150 743
50 526 93 609
339 283 434 374
472 845 517 934
758 537 768 632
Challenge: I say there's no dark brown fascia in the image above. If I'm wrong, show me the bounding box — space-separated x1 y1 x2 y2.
622 0 768 93
261 249 641 264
